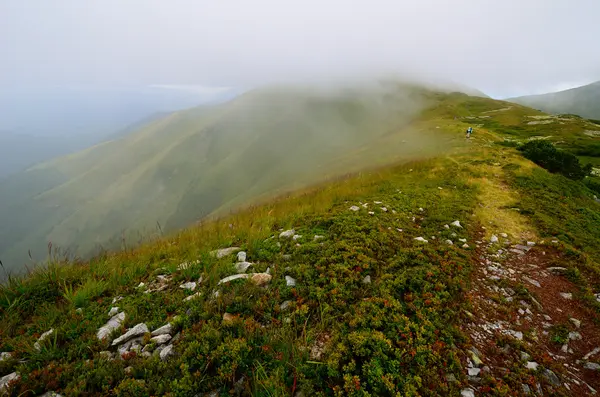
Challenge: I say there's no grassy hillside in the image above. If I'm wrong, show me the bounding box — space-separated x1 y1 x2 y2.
0 83 467 274
508 81 600 120
1 89 600 396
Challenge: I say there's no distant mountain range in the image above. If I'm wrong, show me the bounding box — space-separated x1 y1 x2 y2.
508 81 600 120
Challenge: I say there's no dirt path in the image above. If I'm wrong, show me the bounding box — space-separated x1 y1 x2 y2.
460 234 600 395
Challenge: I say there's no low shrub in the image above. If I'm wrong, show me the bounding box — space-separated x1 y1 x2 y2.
518 140 592 180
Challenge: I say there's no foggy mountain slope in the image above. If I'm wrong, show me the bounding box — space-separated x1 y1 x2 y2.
1 83 459 273
508 81 600 119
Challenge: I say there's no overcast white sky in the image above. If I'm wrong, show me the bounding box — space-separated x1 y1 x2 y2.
1 0 599 98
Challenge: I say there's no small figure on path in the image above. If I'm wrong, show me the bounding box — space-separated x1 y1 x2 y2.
466 126 473 139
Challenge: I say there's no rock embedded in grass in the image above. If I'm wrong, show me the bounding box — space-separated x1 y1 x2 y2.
279 230 295 238
237 251 247 262
97 312 126 340
111 323 149 346
211 247 241 258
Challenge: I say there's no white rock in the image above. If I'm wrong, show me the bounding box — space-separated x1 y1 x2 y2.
583 347 600 360
235 262 253 273
414 237 428 243
179 281 197 291
444 224 450 229
459 238 467 243
381 207 388 212
286 276 297 287
584 362 600 371
526 361 539 370
76 308 83 314
151 323 173 336
279 230 295 239
468 367 480 376
151 334 172 345
362 275 371 284
445 240 453 245
0 352 12 362
237 251 247 262
349 206 360 211
137 282 146 289
0 372 19 391
374 201 382 204
111 323 149 346
160 344 175 361
451 220 462 228
108 307 119 317
34 329 54 351
183 292 202 302
97 312 126 340
569 331 582 341
280 301 292 310
500 233 508 238
419 208 424 212
218 274 250 284
461 388 475 397
569 318 581 328
462 244 469 248
490 235 499 243
368 211 375 215
314 235 324 241
292 235 303 241
523 276 541 288
560 292 573 300
527 241 536 246
211 247 241 258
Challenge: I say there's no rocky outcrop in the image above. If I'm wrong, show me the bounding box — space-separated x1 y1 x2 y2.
97 312 126 340
111 323 149 346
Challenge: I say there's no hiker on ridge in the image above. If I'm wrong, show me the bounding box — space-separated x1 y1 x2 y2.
466 126 473 139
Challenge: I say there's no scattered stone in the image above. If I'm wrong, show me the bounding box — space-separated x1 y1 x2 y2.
560 292 573 300
235 262 253 273
419 207 424 212
97 313 126 341
527 241 536 246
510 248 525 255
0 352 11 362
183 292 201 301
286 276 297 287
362 275 371 284
583 347 600 360
368 211 375 215
160 344 175 361
211 247 241 258
459 238 467 243
137 282 146 289
522 384 531 394
111 323 149 346
467 367 480 376
569 331 582 341
490 235 499 243
237 251 247 262
349 206 360 211
374 201 382 204
314 235 324 241
249 273 270 286
108 307 119 317
543 369 561 387
292 234 303 241
279 230 295 239
462 243 469 248
280 301 292 311
179 281 197 291
526 361 539 370
150 334 171 345
523 276 541 288
151 323 173 337
445 240 453 245
569 318 581 329
451 220 462 228
444 224 450 229
521 351 531 361
500 233 508 238
414 237 428 243
34 329 54 351
223 313 236 323
124 366 134 375
460 388 475 397
76 308 83 314
381 207 388 212
0 372 19 391
584 362 600 371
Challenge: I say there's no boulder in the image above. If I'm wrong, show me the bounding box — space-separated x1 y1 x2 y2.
34 329 54 351
151 323 173 336
279 230 295 239
584 362 600 371
285 276 297 287
179 281 197 291
211 247 241 259
111 323 149 346
235 262 253 273
160 344 175 361
237 251 247 262
0 372 19 391
150 334 172 345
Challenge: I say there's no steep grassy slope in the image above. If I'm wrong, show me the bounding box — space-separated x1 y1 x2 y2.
508 81 600 120
0 84 464 274
1 92 600 396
